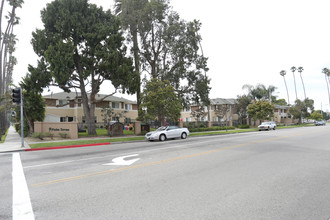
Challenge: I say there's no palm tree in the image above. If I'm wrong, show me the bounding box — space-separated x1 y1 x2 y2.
280 70 290 104
322 68 330 107
297 67 306 100
290 66 298 101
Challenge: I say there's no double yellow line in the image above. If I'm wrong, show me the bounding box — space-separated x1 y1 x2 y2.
30 131 312 187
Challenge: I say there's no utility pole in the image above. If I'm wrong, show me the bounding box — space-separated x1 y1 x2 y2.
20 88 24 148
12 88 24 148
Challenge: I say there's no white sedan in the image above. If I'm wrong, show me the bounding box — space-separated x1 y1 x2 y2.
258 122 276 131
145 126 190 141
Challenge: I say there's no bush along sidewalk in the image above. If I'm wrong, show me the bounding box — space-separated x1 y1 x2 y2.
0 127 9 143
189 126 235 132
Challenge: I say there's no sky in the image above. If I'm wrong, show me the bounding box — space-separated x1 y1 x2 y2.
9 0 330 111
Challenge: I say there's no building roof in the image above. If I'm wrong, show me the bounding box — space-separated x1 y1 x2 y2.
274 104 290 109
43 92 136 104
210 98 237 105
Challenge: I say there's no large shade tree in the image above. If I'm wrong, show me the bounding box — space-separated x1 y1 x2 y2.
247 100 274 123
288 98 314 124
140 78 181 125
31 0 139 135
114 0 147 118
116 0 210 110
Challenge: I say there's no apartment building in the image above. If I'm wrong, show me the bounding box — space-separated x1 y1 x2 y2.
42 93 293 127
43 92 138 125
181 98 239 125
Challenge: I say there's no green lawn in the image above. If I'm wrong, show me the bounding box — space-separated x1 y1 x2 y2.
78 128 134 137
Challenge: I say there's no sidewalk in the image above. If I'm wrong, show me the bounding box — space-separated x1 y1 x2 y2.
0 126 30 153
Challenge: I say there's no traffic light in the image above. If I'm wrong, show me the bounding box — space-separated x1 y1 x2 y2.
12 88 21 103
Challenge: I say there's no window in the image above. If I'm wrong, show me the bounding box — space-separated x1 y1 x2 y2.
186 118 191 122
58 100 68 106
68 117 74 122
60 117 67 122
125 118 131 123
112 102 120 109
82 116 97 123
112 117 119 121
125 104 131 110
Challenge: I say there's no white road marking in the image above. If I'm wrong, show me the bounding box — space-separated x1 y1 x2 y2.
12 153 35 220
23 134 249 169
103 154 140 166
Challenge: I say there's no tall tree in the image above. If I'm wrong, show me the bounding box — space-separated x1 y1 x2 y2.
139 1 210 107
322 68 330 107
247 100 274 122
242 84 277 102
140 78 181 126
114 0 148 118
290 66 298 101
18 62 51 133
297 66 306 100
235 94 251 125
288 98 314 124
31 0 138 135
280 70 290 105
0 0 23 134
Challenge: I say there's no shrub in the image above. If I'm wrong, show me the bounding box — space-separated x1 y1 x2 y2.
44 132 54 139
140 131 148 136
237 124 250 129
189 126 235 132
32 132 45 140
59 133 68 138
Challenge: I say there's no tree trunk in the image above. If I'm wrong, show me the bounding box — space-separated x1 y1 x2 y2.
80 84 97 135
132 30 142 119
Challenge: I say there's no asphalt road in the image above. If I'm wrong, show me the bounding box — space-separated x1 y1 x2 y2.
1 125 330 219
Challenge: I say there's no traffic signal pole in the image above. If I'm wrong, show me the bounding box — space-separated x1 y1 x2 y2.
20 88 24 148
12 88 24 148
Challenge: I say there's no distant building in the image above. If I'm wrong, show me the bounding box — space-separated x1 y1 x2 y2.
42 92 296 127
181 98 239 126
43 92 138 126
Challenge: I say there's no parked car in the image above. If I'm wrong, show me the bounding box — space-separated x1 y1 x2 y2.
315 120 326 126
145 126 190 141
270 121 276 129
258 122 276 131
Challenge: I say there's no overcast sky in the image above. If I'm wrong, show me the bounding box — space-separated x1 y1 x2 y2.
10 0 330 111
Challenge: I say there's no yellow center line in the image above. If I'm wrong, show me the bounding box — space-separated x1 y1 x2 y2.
30 131 315 187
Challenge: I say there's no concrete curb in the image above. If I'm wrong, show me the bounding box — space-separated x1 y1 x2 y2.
25 142 111 151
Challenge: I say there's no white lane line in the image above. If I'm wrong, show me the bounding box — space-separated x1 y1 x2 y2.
23 135 245 169
12 153 35 220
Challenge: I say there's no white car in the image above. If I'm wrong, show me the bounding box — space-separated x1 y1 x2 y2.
145 126 190 141
258 122 276 131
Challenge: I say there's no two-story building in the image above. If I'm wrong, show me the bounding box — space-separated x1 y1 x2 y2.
181 98 239 126
43 92 138 126
42 93 295 127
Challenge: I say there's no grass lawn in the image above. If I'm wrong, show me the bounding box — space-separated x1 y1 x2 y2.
78 128 134 137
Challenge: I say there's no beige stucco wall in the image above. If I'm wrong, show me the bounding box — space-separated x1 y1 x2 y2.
34 122 78 139
45 107 138 123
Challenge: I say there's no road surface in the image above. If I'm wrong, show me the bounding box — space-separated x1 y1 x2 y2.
1 125 330 219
